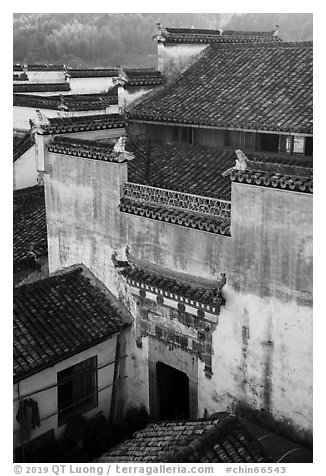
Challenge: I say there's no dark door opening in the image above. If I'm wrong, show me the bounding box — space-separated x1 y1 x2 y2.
156 362 189 421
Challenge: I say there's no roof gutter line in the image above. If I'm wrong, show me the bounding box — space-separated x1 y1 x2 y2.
129 119 312 137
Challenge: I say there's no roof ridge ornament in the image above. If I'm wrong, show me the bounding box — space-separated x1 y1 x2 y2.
33 110 51 128
58 95 69 112
273 25 280 37
234 149 248 171
113 65 129 86
153 21 168 42
113 135 127 153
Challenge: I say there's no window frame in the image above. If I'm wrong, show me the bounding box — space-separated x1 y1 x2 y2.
57 356 98 427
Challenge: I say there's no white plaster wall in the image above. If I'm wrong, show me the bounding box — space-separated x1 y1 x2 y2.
198 288 313 438
120 87 153 111
13 335 118 449
14 107 63 132
27 71 66 83
13 145 38 190
68 77 116 94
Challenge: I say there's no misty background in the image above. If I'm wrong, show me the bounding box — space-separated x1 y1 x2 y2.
13 13 313 68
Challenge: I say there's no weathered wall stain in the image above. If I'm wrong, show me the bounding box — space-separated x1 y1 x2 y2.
44 151 313 444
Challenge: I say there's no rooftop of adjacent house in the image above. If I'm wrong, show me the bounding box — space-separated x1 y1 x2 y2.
47 136 133 163
13 82 70 93
26 64 66 71
158 25 282 44
13 264 132 382
65 67 165 86
223 152 313 194
13 133 35 162
96 415 267 463
39 113 126 134
66 68 118 78
129 41 312 134
13 186 47 273
127 140 233 200
13 90 118 110
95 412 312 463
127 140 313 199
124 69 165 87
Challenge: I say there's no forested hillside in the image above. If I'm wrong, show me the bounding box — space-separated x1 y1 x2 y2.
13 13 313 68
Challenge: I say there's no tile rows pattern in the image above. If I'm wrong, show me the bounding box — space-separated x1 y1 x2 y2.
163 27 281 44
66 68 118 78
13 187 47 271
224 157 313 193
47 136 131 162
118 253 224 308
125 69 166 87
41 113 126 135
127 140 234 200
13 82 70 93
13 91 118 110
96 416 268 463
26 64 65 71
129 42 312 134
13 133 34 162
14 266 128 381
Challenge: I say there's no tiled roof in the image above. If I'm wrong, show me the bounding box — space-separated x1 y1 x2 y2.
223 152 313 194
13 82 70 93
116 251 225 310
27 64 65 71
96 415 269 463
125 69 165 87
13 133 34 162
13 91 118 110
47 136 133 163
66 68 118 78
13 265 132 382
127 140 233 200
129 42 313 134
40 113 126 134
162 27 281 45
13 186 47 272
96 412 312 463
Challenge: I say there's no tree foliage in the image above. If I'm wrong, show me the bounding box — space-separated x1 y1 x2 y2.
13 13 313 67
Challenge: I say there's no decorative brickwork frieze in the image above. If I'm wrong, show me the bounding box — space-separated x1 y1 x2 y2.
123 182 231 218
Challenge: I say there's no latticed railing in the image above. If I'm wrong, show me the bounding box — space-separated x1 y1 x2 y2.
123 182 231 219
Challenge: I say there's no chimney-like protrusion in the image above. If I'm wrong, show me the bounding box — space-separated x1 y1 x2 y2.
113 66 129 114
218 29 224 36
273 25 280 37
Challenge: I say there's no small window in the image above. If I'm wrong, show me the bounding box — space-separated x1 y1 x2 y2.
279 135 292 154
293 136 305 154
57 357 97 426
